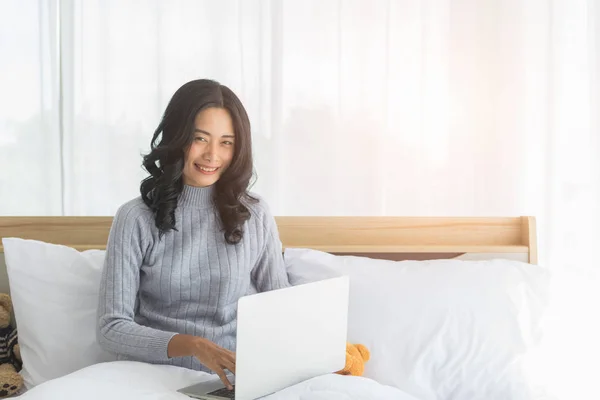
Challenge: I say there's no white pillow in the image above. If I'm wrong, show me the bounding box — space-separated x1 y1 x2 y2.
284 248 551 400
2 238 116 388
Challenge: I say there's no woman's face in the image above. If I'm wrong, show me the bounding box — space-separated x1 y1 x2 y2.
182 107 235 187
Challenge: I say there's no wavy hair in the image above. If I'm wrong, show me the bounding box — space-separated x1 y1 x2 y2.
140 79 257 244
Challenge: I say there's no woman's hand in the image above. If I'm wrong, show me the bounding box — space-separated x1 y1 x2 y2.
168 334 236 389
191 336 236 389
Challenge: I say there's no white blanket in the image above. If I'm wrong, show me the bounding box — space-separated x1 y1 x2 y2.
17 361 419 400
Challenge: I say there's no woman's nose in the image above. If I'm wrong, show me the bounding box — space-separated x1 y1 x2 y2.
203 144 219 162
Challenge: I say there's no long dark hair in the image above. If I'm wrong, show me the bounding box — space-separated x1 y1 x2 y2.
140 79 257 244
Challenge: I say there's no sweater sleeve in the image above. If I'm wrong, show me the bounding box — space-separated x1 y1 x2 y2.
96 203 177 362
251 202 291 292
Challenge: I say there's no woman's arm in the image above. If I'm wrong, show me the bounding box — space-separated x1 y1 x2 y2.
97 202 236 388
251 201 291 292
96 203 178 362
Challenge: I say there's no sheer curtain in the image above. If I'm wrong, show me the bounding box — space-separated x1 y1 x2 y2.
1 0 599 271
0 0 62 215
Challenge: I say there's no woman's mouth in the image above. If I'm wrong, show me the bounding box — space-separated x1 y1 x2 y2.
194 163 219 175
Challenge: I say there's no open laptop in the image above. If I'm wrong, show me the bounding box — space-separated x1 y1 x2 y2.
177 276 350 400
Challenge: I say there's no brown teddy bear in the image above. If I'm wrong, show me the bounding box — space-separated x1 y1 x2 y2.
0 294 22 398
335 342 371 376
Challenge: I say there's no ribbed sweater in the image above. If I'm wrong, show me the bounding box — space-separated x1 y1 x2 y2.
96 184 290 372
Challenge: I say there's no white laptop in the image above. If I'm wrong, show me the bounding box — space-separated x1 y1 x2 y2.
177 276 350 400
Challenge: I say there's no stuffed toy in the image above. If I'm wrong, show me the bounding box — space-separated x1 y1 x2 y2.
0 293 22 398
336 343 370 376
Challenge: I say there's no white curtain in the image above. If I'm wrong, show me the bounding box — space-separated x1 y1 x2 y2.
2 0 600 268
1 0 600 394
3 0 599 272
0 0 62 215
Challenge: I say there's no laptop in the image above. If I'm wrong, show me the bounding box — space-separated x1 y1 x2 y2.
177 276 350 400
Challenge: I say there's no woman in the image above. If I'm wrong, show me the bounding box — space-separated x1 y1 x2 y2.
96 79 290 390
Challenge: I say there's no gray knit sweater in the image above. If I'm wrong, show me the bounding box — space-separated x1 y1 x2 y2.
96 184 290 372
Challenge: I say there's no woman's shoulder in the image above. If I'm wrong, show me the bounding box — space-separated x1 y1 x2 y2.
107 197 156 248
244 192 276 226
112 196 155 226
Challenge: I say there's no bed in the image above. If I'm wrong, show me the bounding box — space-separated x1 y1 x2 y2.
0 216 549 400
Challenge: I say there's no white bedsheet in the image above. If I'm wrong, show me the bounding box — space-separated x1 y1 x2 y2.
16 361 419 400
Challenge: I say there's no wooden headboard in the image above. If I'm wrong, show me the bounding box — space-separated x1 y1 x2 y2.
0 216 537 264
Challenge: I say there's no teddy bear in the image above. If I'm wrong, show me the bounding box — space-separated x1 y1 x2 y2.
0 293 23 398
336 343 370 376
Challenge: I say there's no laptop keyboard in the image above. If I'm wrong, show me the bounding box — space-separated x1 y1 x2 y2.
207 386 235 399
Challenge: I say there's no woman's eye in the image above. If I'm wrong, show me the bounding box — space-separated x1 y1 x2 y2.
223 141 233 146
195 137 207 142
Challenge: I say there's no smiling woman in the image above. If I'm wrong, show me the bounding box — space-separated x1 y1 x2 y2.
96 79 291 391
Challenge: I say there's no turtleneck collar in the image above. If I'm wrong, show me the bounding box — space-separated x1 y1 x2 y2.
179 184 214 208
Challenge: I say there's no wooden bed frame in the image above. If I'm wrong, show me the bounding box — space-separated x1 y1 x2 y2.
0 216 537 264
